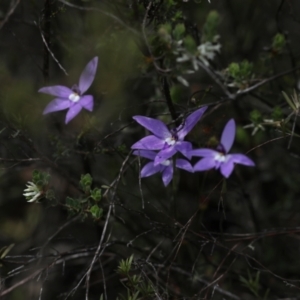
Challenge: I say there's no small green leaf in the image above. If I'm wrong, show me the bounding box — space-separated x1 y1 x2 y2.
173 23 185 40
90 188 102 202
66 197 81 211
0 244 14 259
282 91 296 111
80 173 93 192
90 205 103 219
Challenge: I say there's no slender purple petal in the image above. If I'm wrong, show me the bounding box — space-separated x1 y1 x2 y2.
162 165 173 186
176 159 193 173
230 154 255 166
43 98 72 114
175 141 193 159
194 157 216 172
189 148 218 158
177 106 207 139
79 95 94 111
220 160 235 178
154 147 177 166
140 162 161 177
221 119 236 153
79 57 98 94
131 135 165 150
65 103 82 124
133 150 156 160
39 86 73 98
133 116 171 140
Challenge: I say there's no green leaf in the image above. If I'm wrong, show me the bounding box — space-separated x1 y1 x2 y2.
202 10 220 42
80 173 93 192
282 91 296 111
66 197 81 211
90 205 103 219
173 23 185 40
272 33 285 52
90 188 102 202
0 244 14 259
183 35 197 53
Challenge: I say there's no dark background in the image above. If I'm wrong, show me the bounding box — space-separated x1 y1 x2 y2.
1 0 300 299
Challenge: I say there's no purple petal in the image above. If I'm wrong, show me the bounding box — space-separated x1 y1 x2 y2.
154 146 177 166
65 103 83 124
177 106 207 139
220 160 235 178
230 154 255 166
79 95 94 111
132 150 156 160
176 159 193 173
175 141 193 159
189 148 218 158
78 57 98 94
131 135 165 150
221 119 236 153
162 165 173 186
133 116 171 140
194 157 216 172
43 98 72 114
141 162 161 177
39 86 73 98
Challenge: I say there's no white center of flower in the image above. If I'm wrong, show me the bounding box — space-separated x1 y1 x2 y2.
214 152 227 163
69 92 81 102
165 137 176 146
161 159 171 166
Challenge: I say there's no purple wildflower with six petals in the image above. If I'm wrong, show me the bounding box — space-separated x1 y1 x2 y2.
133 150 193 186
190 119 255 178
131 106 207 166
39 56 98 124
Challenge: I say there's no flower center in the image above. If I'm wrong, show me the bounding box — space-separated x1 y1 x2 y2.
69 84 81 102
165 130 178 146
69 92 80 102
161 159 171 166
214 152 227 163
165 136 176 146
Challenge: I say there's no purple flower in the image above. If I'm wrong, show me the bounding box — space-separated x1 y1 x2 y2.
133 150 193 186
131 106 207 166
190 119 255 178
39 57 98 124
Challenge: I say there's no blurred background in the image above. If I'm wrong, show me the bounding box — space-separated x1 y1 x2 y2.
1 0 300 299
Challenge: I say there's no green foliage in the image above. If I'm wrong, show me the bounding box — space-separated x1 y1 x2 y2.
90 188 102 201
226 60 254 89
272 33 285 53
240 270 269 299
89 205 103 219
80 173 93 193
202 10 220 42
173 23 185 40
65 174 103 220
250 109 263 124
118 255 134 275
32 169 50 187
117 255 155 300
183 35 197 53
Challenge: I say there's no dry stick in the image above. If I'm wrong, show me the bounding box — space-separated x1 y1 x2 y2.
162 77 180 125
201 64 300 107
39 24 68 76
40 215 81 250
204 243 239 299
85 152 133 299
0 0 20 30
42 0 51 81
85 204 112 300
141 1 171 73
59 0 140 37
